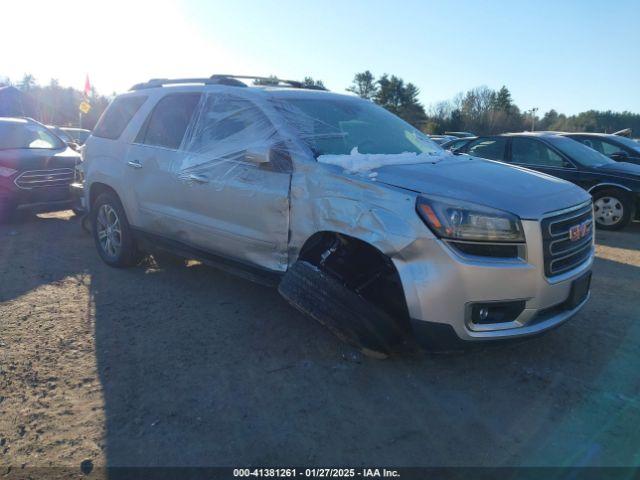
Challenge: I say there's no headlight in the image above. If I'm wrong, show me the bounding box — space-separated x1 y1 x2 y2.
0 166 18 177
416 195 524 242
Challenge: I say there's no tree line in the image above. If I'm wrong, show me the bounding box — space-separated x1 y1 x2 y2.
346 70 640 135
1 74 110 129
2 72 639 135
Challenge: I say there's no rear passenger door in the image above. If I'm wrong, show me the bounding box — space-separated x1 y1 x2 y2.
125 92 202 238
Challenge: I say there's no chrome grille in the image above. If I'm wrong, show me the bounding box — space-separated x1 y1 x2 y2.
14 168 74 189
541 202 594 277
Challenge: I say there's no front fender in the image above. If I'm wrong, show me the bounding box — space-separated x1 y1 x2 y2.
288 166 431 263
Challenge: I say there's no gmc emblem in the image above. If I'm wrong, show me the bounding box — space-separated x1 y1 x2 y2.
569 220 591 242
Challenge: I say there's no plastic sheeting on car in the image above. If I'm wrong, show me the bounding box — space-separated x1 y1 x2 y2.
173 90 446 182
174 92 297 180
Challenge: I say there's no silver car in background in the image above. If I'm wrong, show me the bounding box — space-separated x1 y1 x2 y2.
81 75 594 354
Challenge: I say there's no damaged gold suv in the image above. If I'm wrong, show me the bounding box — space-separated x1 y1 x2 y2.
82 75 594 355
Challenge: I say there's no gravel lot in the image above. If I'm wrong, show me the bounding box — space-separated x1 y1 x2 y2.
1 211 639 469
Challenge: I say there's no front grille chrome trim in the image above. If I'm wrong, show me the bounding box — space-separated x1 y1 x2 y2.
541 202 594 278
14 168 74 190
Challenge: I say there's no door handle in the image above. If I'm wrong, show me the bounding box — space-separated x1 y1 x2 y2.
188 173 209 184
127 160 143 169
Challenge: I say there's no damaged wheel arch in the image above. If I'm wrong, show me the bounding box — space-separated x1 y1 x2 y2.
278 231 413 356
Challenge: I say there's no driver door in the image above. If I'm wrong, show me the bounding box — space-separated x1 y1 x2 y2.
169 93 291 272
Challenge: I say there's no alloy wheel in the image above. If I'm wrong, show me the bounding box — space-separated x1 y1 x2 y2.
96 204 122 258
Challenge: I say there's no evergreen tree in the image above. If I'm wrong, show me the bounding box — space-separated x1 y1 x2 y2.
19 73 36 91
302 77 325 89
346 70 377 100
493 85 514 112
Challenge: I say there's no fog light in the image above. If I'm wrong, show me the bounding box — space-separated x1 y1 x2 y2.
471 301 526 325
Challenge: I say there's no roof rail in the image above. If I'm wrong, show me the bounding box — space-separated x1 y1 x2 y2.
129 77 247 91
210 74 326 90
129 75 328 91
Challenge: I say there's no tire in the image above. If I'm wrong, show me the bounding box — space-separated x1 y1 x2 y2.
592 188 632 231
279 261 406 357
91 191 141 267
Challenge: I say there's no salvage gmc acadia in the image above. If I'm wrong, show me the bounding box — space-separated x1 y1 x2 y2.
81 75 594 355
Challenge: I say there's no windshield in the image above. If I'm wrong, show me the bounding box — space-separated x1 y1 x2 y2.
275 96 441 157
547 135 614 167
64 129 90 144
0 121 66 150
612 135 640 153
48 126 72 143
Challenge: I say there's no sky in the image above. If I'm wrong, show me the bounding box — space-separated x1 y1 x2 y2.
2 0 639 115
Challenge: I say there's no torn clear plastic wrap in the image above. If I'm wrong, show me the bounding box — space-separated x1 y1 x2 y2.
176 93 295 179
317 147 443 173
173 90 445 180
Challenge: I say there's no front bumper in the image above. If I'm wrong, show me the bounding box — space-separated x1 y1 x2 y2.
1 183 75 213
393 219 594 346
70 182 86 212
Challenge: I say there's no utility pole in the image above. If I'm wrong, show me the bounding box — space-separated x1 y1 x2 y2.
530 107 538 131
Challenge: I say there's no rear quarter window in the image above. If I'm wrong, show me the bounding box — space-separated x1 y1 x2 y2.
93 96 147 140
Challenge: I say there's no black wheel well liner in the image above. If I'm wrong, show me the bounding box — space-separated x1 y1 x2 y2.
589 184 629 195
89 182 118 208
297 231 411 329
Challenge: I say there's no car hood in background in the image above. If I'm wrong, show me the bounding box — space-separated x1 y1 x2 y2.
594 161 640 180
0 147 80 171
373 156 591 219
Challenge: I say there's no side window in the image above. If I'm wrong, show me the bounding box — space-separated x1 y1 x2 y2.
467 138 507 161
93 96 147 140
511 138 566 167
137 93 201 149
579 138 605 154
450 139 467 151
599 140 623 156
183 93 290 172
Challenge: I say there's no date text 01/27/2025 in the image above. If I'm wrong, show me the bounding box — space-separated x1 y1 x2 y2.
233 468 401 478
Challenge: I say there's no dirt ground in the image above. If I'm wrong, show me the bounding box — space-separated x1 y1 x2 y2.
1 211 639 469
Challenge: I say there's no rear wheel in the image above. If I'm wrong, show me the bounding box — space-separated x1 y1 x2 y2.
92 192 140 267
592 189 632 230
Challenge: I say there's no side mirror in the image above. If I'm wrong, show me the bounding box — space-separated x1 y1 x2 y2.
66 141 80 151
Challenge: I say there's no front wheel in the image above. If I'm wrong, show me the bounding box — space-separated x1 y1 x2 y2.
91 192 140 267
592 189 632 231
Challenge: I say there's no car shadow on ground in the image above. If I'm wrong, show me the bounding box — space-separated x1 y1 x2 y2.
86 233 640 468
2 212 639 468
595 221 640 250
0 212 88 303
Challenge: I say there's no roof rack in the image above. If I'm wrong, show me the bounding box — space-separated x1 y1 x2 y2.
211 74 328 90
129 77 244 91
129 75 328 91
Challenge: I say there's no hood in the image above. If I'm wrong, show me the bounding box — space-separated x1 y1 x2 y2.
595 161 640 180
0 147 80 171
373 156 591 219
